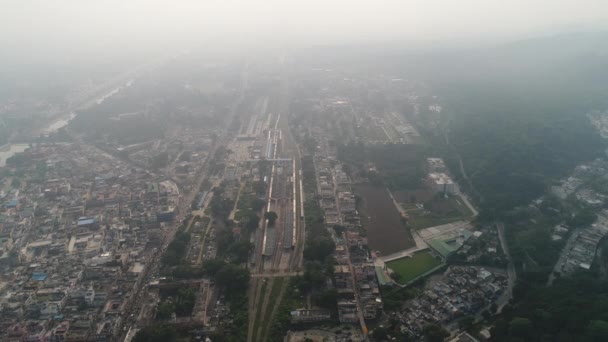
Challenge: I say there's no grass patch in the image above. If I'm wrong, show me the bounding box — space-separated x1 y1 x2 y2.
267 279 306 342
252 281 268 337
406 195 473 230
386 251 443 284
407 214 462 230
234 208 254 222
259 277 286 340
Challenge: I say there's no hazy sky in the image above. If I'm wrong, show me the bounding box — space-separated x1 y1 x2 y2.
2 0 608 61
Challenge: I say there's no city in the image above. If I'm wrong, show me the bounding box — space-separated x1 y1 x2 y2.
3 3 608 342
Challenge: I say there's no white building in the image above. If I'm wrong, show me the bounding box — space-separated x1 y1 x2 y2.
427 158 446 173
428 172 459 195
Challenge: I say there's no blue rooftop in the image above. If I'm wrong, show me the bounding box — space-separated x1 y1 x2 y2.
5 199 19 208
32 272 47 281
78 217 95 226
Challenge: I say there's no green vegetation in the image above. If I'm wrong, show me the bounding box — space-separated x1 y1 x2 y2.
215 224 254 263
406 194 473 230
132 324 177 342
161 230 190 266
380 285 419 311
150 151 169 169
448 99 605 216
266 279 306 342
301 155 317 190
233 184 264 232
386 251 443 284
501 196 593 278
70 112 164 145
209 190 235 221
294 260 334 294
423 323 450 342
156 286 196 319
208 146 230 176
200 260 250 341
261 156 337 340
237 191 266 212
338 143 428 190
171 265 205 279
491 272 608 342
251 281 269 341
407 215 461 231
415 38 608 341
258 278 286 340
302 200 335 263
264 211 278 226
215 263 250 299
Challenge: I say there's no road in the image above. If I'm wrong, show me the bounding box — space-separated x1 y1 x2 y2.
496 222 516 312
547 227 583 286
117 62 249 341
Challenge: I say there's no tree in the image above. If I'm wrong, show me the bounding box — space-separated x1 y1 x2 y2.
458 315 475 332
215 264 250 299
156 302 174 320
423 323 449 342
297 261 327 292
509 317 532 338
202 259 226 276
332 224 346 235
303 236 335 262
586 320 608 342
133 324 176 342
373 326 389 341
316 288 338 309
174 287 196 316
245 215 260 232
227 241 254 263
150 151 169 169
265 211 278 226
567 209 597 228
252 181 267 195
251 198 266 211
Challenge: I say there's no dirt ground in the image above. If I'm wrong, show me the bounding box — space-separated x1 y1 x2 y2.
355 184 416 255
393 188 435 204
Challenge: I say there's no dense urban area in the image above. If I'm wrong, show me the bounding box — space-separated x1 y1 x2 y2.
2 29 608 342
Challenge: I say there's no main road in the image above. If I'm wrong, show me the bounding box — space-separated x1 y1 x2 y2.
496 222 516 312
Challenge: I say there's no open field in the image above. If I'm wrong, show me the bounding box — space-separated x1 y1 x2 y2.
404 194 474 230
355 184 416 255
394 189 435 204
386 250 443 284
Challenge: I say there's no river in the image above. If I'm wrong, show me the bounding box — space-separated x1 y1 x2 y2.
42 79 133 135
0 80 134 167
0 144 30 167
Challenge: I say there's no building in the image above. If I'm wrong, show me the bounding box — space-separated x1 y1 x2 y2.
428 172 459 195
290 309 331 323
337 300 359 323
427 158 446 173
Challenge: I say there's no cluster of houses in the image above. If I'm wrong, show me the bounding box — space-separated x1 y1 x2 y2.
389 266 506 339
0 143 181 341
312 137 383 325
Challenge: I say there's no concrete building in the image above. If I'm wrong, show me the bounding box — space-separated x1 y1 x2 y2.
427 158 446 173
290 309 331 323
428 172 459 195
